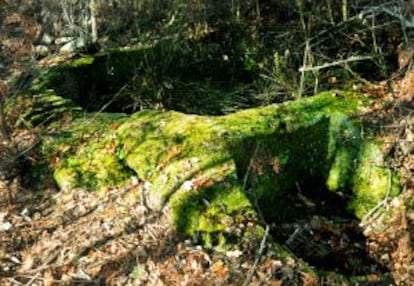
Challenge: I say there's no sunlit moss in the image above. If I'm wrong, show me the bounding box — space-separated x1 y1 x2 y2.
350 141 400 218
69 56 94 67
26 90 398 247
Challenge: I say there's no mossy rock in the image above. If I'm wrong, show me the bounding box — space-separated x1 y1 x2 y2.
11 88 397 282
29 90 398 242
42 112 132 189
4 89 81 128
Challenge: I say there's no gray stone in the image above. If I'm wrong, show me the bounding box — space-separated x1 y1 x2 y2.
41 33 54 45
59 38 85 54
55 37 73 45
33 45 49 57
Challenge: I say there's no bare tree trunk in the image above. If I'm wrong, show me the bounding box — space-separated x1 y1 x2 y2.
90 0 98 44
342 0 348 21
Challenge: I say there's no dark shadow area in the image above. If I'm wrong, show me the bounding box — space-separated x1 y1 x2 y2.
270 183 387 276
33 33 256 116
230 117 388 276
232 118 334 222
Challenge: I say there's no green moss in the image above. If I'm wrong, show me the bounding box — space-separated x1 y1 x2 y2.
110 91 380 236
26 89 399 250
349 141 399 218
36 112 131 190
69 56 94 67
54 167 79 191
326 113 362 191
172 180 251 233
4 88 81 128
171 178 256 249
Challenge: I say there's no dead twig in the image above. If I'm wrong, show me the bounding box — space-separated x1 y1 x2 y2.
24 273 39 286
242 145 259 190
299 55 373 73
243 224 269 286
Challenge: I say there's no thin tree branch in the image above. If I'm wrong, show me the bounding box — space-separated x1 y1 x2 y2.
298 55 373 72
243 224 270 286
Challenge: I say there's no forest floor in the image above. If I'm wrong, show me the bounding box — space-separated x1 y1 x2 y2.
0 11 413 286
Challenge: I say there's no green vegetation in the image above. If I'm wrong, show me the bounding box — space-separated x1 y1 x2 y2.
24 88 396 248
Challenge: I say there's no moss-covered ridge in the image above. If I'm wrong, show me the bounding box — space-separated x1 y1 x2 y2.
31 50 142 112
29 42 254 115
44 91 398 244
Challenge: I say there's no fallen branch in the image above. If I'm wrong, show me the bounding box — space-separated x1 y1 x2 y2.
243 224 270 286
298 55 373 72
